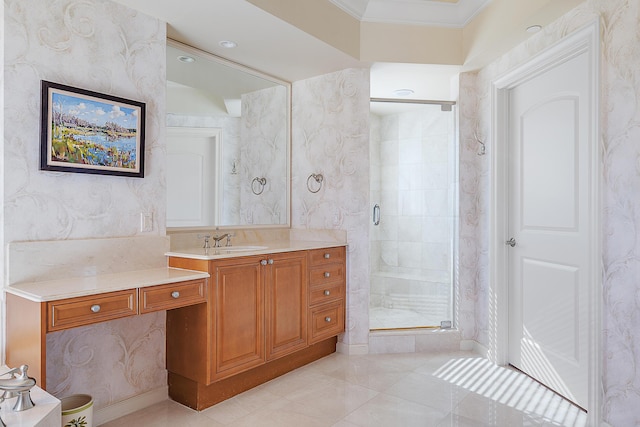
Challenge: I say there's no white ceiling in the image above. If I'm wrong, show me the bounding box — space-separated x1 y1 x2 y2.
114 0 464 109
112 0 364 83
331 0 492 27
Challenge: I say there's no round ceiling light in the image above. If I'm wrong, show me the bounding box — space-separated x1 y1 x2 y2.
393 89 414 97
526 25 542 33
393 89 415 97
177 55 195 63
219 40 238 49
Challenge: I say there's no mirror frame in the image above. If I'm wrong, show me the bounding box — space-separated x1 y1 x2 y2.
165 39 291 231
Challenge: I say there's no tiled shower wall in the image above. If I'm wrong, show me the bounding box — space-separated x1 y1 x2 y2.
369 106 456 326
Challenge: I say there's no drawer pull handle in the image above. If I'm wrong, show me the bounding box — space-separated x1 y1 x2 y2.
324 272 330 278
324 253 330 259
260 260 268 266
268 259 274 265
171 291 180 299
324 290 331 296
325 316 332 323
91 304 101 313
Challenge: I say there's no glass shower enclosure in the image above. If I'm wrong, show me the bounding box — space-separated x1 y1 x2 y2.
369 101 458 330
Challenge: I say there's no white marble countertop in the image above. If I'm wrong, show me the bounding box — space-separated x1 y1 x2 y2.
165 240 347 260
5 267 210 302
0 366 61 427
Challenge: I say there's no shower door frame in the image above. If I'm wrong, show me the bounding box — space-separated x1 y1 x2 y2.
369 99 460 331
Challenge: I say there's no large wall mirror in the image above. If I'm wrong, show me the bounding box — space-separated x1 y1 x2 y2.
166 39 290 229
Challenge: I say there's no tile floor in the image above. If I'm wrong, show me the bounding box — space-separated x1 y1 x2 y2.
101 351 587 427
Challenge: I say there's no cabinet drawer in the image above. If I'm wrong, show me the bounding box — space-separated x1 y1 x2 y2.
308 247 345 266
140 279 206 314
309 300 344 344
47 290 137 332
309 281 345 306
309 263 344 286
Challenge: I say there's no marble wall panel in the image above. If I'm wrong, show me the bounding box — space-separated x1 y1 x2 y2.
4 0 167 409
291 68 371 346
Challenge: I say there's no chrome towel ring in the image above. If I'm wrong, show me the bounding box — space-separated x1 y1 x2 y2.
252 177 267 195
307 173 324 193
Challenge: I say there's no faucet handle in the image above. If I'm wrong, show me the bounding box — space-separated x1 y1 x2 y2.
197 234 212 249
225 233 235 247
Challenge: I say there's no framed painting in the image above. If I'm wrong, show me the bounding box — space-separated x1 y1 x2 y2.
40 80 145 178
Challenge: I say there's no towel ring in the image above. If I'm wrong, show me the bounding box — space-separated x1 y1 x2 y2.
252 177 267 195
474 130 486 156
307 173 324 193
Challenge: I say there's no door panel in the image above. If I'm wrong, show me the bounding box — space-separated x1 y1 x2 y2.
521 98 578 230
265 253 308 360
508 50 591 409
213 257 264 380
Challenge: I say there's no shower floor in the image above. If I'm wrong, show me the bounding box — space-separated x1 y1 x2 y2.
369 306 444 330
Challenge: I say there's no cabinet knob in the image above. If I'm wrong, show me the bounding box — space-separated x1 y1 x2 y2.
91 304 101 313
324 272 330 278
324 253 330 259
324 316 332 323
171 291 180 299
260 260 268 266
324 290 331 296
268 259 274 265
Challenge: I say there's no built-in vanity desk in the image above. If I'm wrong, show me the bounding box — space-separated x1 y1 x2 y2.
165 241 346 410
5 267 210 390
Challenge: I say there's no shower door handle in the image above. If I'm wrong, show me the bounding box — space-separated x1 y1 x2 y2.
373 204 380 226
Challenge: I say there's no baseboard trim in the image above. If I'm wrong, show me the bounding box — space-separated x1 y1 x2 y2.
459 340 475 352
336 342 368 355
94 386 168 425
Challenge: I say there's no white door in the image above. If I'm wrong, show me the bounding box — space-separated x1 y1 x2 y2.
507 50 592 409
166 127 222 228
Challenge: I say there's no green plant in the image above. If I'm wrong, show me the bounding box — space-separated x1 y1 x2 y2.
64 415 87 427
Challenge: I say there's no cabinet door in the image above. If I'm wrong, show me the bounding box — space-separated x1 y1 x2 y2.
265 252 308 360
213 256 265 381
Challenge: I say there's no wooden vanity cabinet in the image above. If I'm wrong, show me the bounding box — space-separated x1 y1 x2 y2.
308 247 346 343
166 246 344 410
168 252 308 383
6 275 207 390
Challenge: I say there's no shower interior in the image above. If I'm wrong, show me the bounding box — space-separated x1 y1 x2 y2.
369 101 457 330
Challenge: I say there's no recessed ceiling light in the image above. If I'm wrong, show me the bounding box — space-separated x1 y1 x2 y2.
393 89 414 97
526 25 542 33
177 55 195 63
219 40 238 49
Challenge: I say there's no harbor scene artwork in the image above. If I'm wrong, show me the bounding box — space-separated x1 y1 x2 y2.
40 81 145 177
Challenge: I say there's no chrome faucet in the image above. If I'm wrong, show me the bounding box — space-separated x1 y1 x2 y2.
211 234 230 248
0 365 36 413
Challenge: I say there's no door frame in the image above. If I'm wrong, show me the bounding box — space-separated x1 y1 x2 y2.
490 21 602 424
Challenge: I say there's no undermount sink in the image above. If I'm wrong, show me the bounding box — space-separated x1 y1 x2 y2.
220 245 268 252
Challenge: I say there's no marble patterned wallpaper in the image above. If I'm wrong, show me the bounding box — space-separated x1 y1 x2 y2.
239 85 288 225
291 69 371 348
458 1 640 425
3 0 167 410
